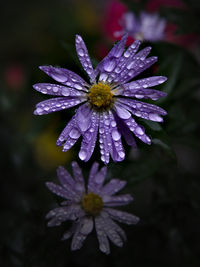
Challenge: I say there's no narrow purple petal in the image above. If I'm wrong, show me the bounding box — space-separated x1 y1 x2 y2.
71 217 93 251
122 116 151 144
46 205 82 226
56 116 79 146
118 98 167 116
33 83 87 97
78 111 99 162
105 208 140 225
46 182 76 200
57 166 75 187
99 112 111 164
75 35 96 82
100 212 125 247
97 34 128 83
34 97 85 115
114 114 137 147
103 194 133 207
71 162 85 194
39 66 88 91
124 76 167 89
88 166 107 194
100 179 127 196
102 40 141 84
121 88 167 100
75 104 92 133
95 216 110 254
109 111 125 162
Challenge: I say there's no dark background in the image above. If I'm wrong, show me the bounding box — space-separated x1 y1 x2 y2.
1 0 200 266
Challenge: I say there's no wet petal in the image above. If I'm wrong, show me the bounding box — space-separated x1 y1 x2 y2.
75 35 96 82
57 166 75 187
100 179 127 196
46 182 76 200
95 216 110 254
88 166 107 194
75 104 92 133
39 66 88 91
78 111 99 162
33 83 87 97
103 194 133 207
105 208 140 225
34 97 85 115
71 217 93 251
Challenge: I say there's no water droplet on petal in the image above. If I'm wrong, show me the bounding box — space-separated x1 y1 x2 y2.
78 48 84 57
62 88 70 96
52 72 68 83
111 130 121 141
103 59 116 72
69 128 81 139
135 126 144 135
79 150 87 161
149 113 163 122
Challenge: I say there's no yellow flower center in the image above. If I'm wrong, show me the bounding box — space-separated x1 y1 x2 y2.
81 192 103 215
88 82 114 110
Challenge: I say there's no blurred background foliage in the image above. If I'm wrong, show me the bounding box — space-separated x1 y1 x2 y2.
0 0 200 266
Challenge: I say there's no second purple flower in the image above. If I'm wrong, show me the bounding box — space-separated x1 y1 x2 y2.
34 34 167 164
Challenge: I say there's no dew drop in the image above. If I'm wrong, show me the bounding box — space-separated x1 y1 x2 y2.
111 130 121 141
79 150 87 161
74 84 82 90
149 113 163 122
103 59 116 72
69 128 80 139
135 126 144 135
52 72 68 83
62 88 70 96
78 48 84 57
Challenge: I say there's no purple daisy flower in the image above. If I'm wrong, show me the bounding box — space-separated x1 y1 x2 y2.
118 11 166 42
33 34 167 163
46 161 139 254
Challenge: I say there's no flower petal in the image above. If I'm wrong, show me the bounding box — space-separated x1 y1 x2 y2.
57 116 79 146
34 97 85 115
57 166 75 187
100 179 127 196
71 161 85 194
88 166 107 194
122 116 151 144
105 208 140 225
118 98 167 117
109 111 125 162
103 194 133 207
33 83 87 97
75 35 96 82
39 66 88 91
124 76 167 89
46 205 82 226
46 182 77 200
100 212 125 247
71 217 93 251
75 104 92 133
114 114 137 147
78 111 99 162
97 34 128 83
95 216 110 254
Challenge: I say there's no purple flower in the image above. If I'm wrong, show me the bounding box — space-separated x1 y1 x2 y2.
33 34 167 163
46 161 139 254
118 11 166 42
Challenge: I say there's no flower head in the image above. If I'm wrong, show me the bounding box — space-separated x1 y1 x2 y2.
46 162 139 254
33 34 167 163
114 11 166 42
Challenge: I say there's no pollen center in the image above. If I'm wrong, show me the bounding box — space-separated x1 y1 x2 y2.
82 192 103 215
88 82 113 109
